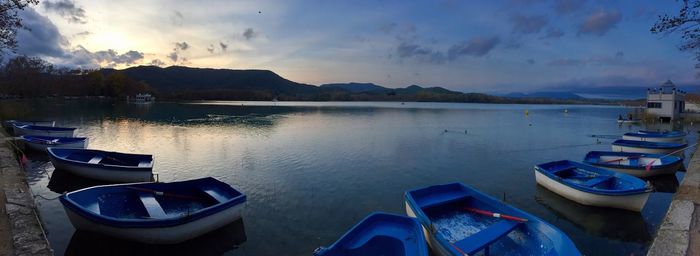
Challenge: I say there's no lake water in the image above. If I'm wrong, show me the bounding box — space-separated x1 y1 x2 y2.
0 100 694 256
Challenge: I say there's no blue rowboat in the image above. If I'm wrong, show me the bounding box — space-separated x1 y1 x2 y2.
623 130 686 143
404 183 580 256
60 177 246 244
535 160 651 211
13 124 76 137
583 151 682 178
2 120 55 128
314 212 428 256
20 135 88 152
47 148 153 182
611 139 687 156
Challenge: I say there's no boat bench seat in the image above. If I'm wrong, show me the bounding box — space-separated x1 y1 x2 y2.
88 156 103 164
139 192 167 218
203 189 228 203
583 176 613 187
453 220 521 255
137 161 151 167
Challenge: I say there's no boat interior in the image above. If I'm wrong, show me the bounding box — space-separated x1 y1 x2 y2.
547 166 631 190
320 214 421 256
61 150 151 167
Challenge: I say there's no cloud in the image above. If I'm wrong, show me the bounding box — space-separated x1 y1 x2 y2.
206 44 214 54
92 49 145 67
167 52 178 62
149 59 165 66
174 42 189 51
548 58 583 66
554 0 585 15
380 23 398 34
578 9 622 36
510 14 548 34
43 0 87 24
243 28 257 40
73 31 90 37
16 8 69 57
395 42 446 64
548 52 625 67
219 42 228 51
171 11 184 26
541 27 565 39
447 36 500 60
527 59 535 65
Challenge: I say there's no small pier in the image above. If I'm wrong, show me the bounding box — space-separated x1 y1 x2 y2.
648 140 700 255
0 134 52 256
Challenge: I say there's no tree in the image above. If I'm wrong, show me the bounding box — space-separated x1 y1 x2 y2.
0 0 39 52
651 0 700 69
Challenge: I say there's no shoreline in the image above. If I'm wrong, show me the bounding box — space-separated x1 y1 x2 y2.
0 133 53 256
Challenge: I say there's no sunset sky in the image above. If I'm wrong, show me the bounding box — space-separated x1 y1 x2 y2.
14 0 697 92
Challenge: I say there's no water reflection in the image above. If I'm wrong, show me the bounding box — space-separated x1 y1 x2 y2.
47 168 111 193
64 218 247 256
534 185 651 243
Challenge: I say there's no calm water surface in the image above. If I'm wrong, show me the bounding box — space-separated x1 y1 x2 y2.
0 100 693 256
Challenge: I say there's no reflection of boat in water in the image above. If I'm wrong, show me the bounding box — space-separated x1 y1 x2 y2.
65 218 247 255
47 168 110 194
646 174 680 193
534 185 651 243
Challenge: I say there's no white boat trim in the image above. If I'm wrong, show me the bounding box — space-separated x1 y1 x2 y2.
14 126 75 137
24 138 88 152
51 158 152 182
405 201 452 256
534 171 649 212
63 202 243 244
611 145 683 157
621 135 684 143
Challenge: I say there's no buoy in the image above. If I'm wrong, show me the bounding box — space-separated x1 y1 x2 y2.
564 109 568 113
525 110 529 116
464 129 468 134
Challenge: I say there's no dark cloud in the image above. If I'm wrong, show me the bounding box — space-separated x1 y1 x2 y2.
615 51 624 58
43 0 87 24
395 42 446 64
578 9 622 36
219 42 228 51
542 27 565 39
447 36 501 60
167 52 178 62
548 58 583 66
16 8 68 57
73 31 90 37
243 28 257 40
149 59 166 66
554 0 585 15
206 44 214 54
174 42 189 51
510 14 548 34
527 59 535 65
171 11 184 26
92 49 144 67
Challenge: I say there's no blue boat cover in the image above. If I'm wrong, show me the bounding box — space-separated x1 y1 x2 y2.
314 212 428 256
21 135 86 145
612 139 686 149
60 177 246 228
405 183 581 256
536 160 649 195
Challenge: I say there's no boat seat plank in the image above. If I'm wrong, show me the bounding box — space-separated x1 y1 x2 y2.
137 161 151 167
88 156 103 164
583 176 613 187
203 189 228 203
453 220 521 255
550 166 577 175
139 193 167 218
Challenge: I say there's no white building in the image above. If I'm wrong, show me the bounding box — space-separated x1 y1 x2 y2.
646 80 685 121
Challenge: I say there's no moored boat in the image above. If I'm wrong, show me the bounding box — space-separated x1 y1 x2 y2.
21 135 88 152
314 212 428 256
59 177 246 244
47 148 153 182
2 120 55 128
622 130 686 143
583 151 682 178
13 124 76 137
617 119 641 124
535 160 651 211
611 139 686 156
404 183 581 256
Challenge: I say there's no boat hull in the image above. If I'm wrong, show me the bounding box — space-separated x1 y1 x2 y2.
50 156 152 182
611 145 683 157
14 126 75 137
535 171 649 211
588 162 680 178
24 139 88 152
63 201 243 244
622 135 684 143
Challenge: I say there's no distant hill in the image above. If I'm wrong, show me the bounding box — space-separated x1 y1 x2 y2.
320 82 389 93
502 91 584 100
